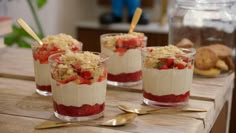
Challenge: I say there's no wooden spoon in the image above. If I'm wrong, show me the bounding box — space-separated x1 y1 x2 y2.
118 105 207 115
129 8 142 33
35 113 137 129
16 18 43 45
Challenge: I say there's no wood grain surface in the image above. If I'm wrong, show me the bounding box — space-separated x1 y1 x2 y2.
0 47 34 80
0 47 234 133
0 77 205 133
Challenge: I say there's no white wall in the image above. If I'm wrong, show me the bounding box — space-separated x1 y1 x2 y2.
6 0 163 38
7 0 78 37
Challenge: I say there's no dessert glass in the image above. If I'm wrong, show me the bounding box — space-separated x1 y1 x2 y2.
141 45 196 107
49 51 108 121
32 34 82 96
100 32 147 86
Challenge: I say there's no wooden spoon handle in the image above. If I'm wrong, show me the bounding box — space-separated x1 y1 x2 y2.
16 18 43 45
129 8 142 33
148 108 207 114
35 121 99 129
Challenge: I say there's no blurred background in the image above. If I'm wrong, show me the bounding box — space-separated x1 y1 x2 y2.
1 0 173 37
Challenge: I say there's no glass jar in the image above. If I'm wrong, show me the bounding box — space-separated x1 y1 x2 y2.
168 0 236 78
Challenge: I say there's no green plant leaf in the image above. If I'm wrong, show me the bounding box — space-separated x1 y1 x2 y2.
5 0 46 48
36 0 47 9
16 26 32 38
18 38 32 48
4 33 18 46
5 24 38 48
4 25 20 46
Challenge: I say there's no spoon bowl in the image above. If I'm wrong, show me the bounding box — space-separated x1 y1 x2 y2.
118 105 207 115
35 113 137 129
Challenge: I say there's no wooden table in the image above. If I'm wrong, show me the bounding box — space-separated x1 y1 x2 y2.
0 47 234 133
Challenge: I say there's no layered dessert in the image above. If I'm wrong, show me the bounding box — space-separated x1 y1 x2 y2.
142 45 195 107
101 32 147 86
49 51 107 121
32 33 82 96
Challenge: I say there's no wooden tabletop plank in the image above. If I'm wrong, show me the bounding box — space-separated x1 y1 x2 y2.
0 47 234 133
0 113 130 133
0 47 34 80
0 77 206 133
0 47 234 104
193 74 234 86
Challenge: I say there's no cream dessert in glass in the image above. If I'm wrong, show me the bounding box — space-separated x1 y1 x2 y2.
141 45 195 107
32 33 82 96
49 51 108 121
100 32 147 86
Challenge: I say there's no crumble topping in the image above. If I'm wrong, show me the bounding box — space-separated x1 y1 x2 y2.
42 33 81 49
51 51 106 84
143 45 191 69
101 32 145 50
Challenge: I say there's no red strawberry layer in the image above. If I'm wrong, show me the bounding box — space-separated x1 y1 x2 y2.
53 101 105 117
52 68 106 85
114 37 144 55
108 71 141 82
36 84 51 92
143 90 190 103
33 44 80 64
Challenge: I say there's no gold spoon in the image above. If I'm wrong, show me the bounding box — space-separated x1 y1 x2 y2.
16 18 43 45
118 105 207 115
35 113 137 129
129 8 142 33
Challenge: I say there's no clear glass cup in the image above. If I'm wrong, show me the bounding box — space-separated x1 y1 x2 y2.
32 41 82 96
141 46 196 107
100 32 147 86
49 51 108 121
168 0 236 78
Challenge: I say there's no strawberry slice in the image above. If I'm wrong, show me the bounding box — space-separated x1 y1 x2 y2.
159 58 167 62
114 48 126 56
57 75 77 84
158 58 174 68
175 63 185 69
81 71 92 79
97 76 103 82
97 69 107 82
78 76 91 84
167 58 174 65
38 51 50 64
127 38 138 49
40 44 48 50
71 46 80 51
115 38 123 48
166 58 174 68
158 64 168 70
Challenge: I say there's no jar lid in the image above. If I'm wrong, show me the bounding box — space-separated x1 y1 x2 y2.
176 0 235 10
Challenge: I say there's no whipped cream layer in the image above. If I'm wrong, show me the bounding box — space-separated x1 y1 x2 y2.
101 46 141 75
51 80 107 107
34 60 51 86
142 68 193 96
